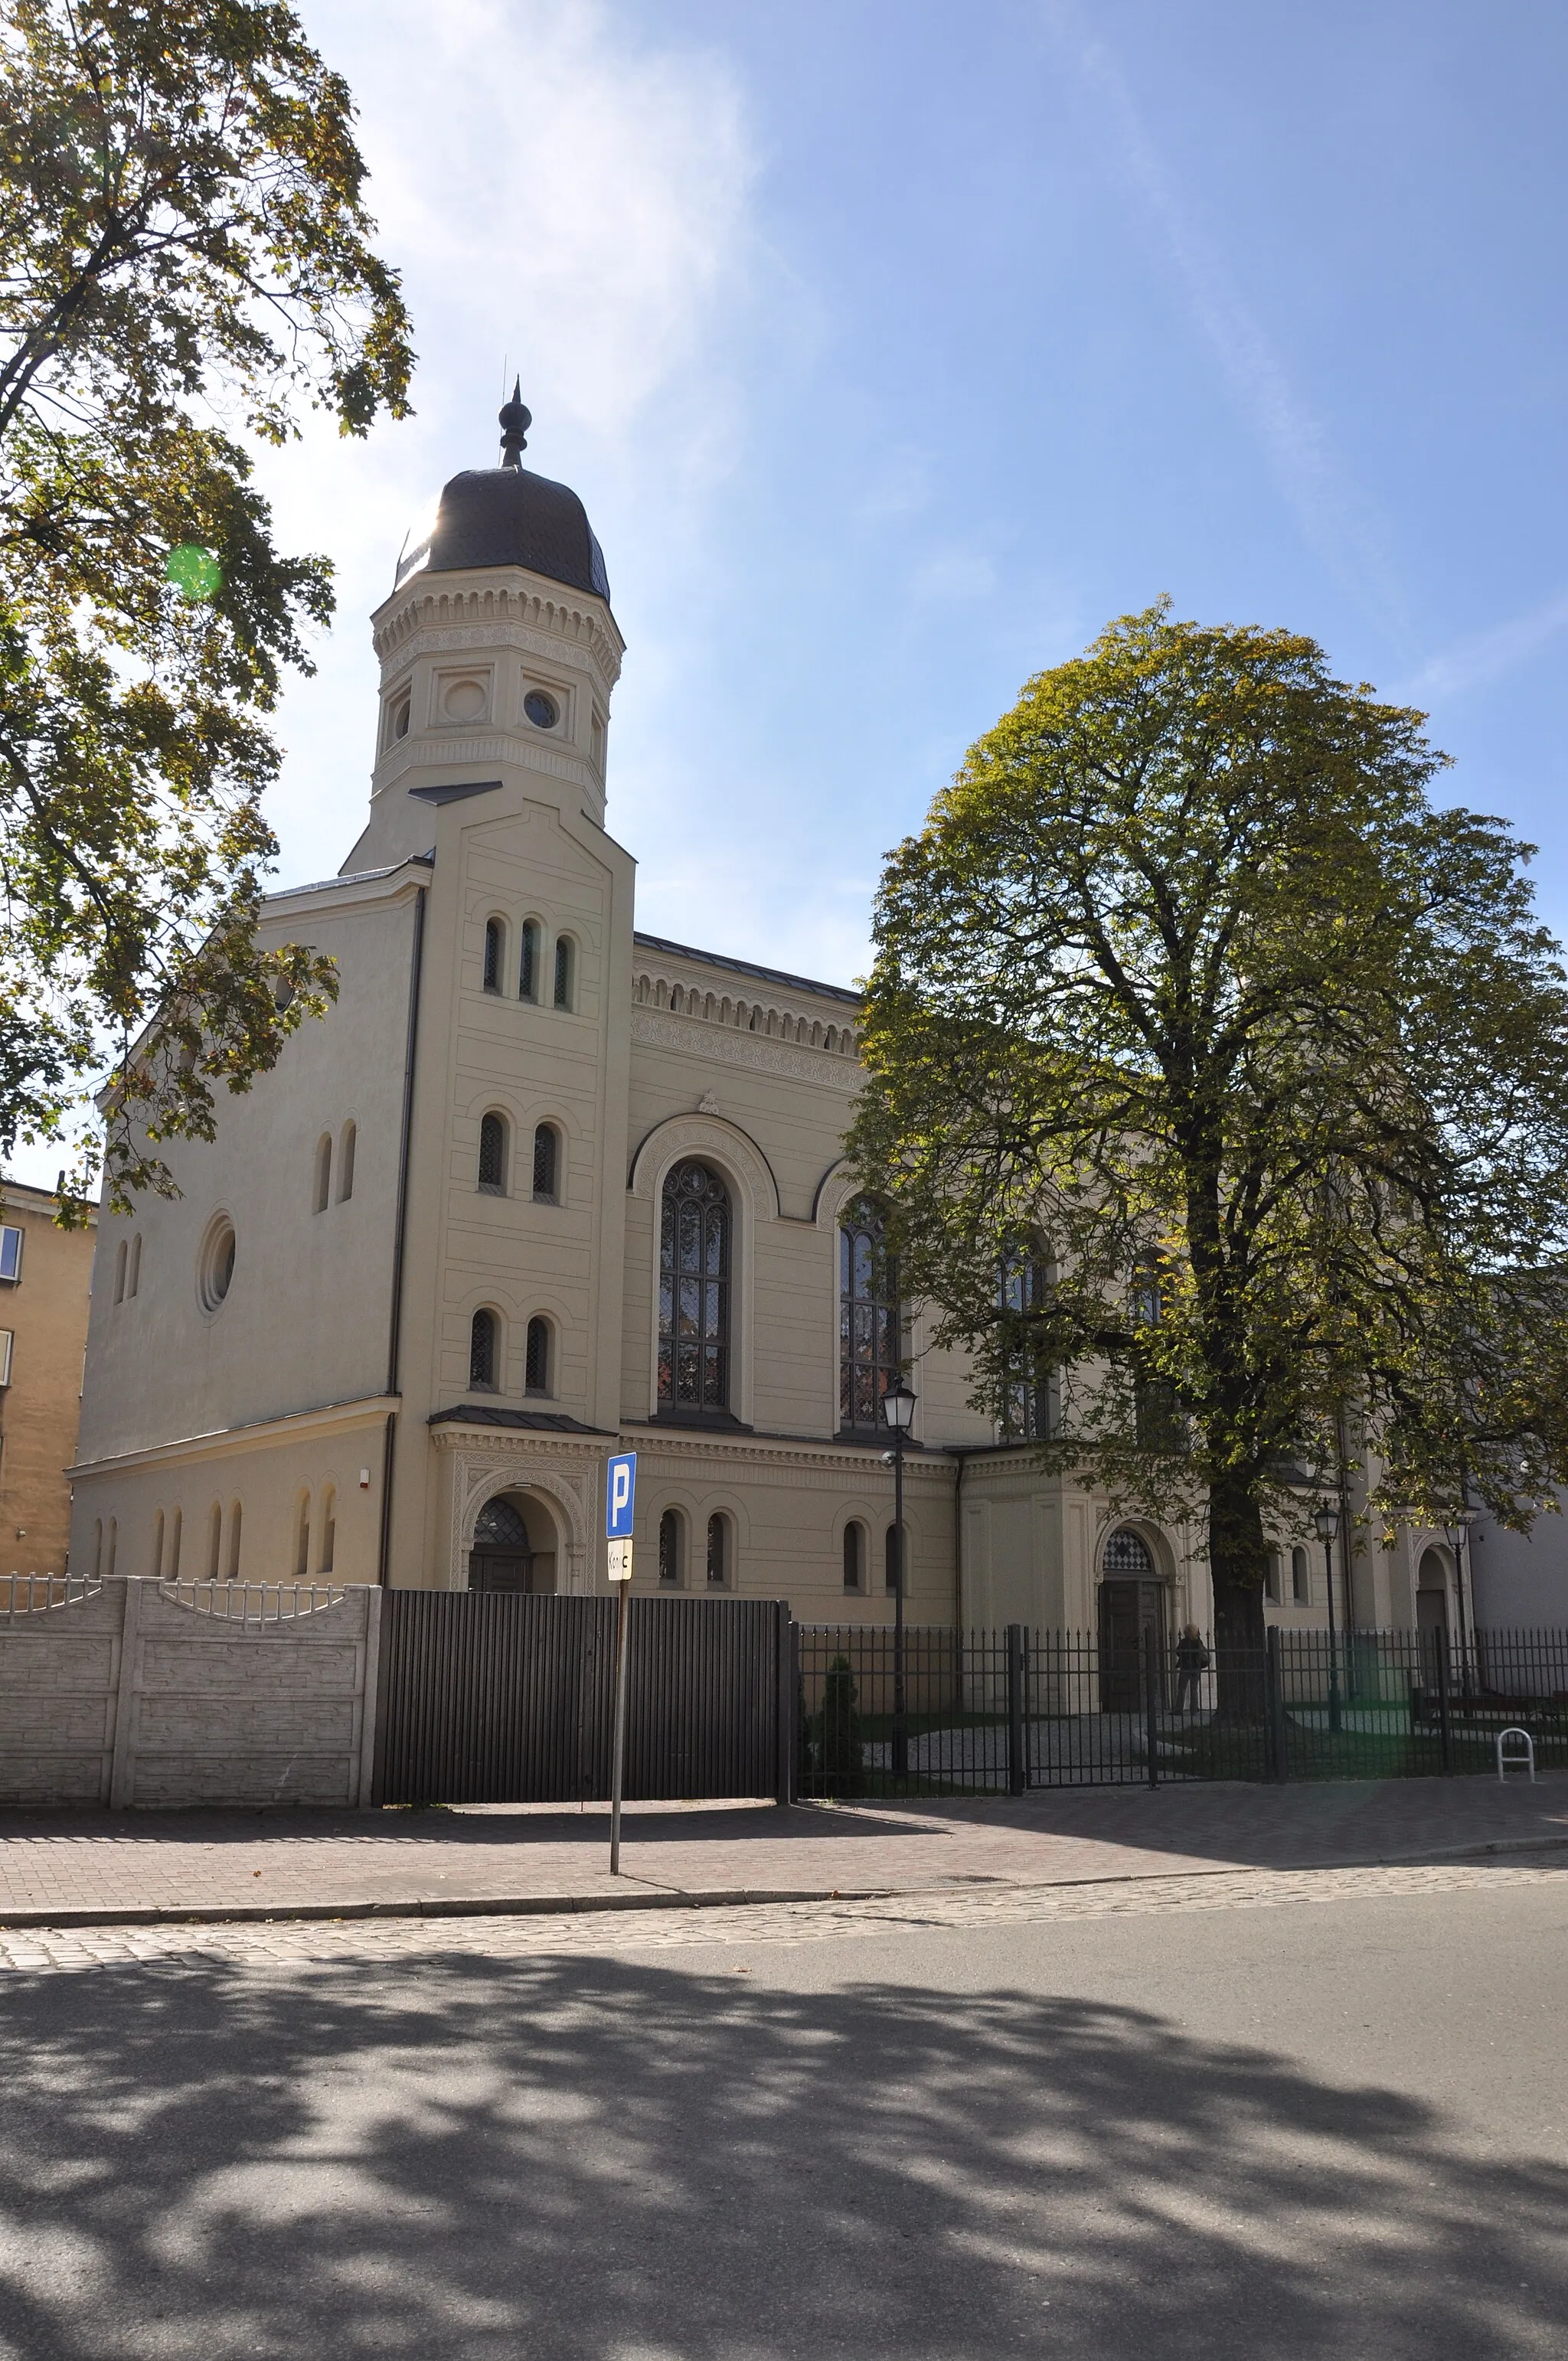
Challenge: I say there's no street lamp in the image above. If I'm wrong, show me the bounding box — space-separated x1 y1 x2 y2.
881 1376 917 1779
1445 1505 1477 1699
1313 1499 1342 1735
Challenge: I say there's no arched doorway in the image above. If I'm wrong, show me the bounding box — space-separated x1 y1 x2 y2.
1098 1526 1167 1713
1416 1546 1450 1678
468 1494 558 1594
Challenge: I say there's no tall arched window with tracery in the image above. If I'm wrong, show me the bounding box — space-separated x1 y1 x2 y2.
658 1161 731 1416
839 1199 900 1433
998 1246 1053 1441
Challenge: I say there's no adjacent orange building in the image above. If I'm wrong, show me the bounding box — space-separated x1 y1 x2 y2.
0 1179 96 1575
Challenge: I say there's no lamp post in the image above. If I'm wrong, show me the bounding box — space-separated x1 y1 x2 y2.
1313 1500 1342 1735
881 1376 917 1780
1446 1506 1477 1700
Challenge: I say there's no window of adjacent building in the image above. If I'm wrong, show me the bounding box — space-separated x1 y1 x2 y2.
318 1487 336 1575
0 1225 21 1282
532 1123 559 1202
478 1112 508 1194
153 1509 164 1579
706 1512 730 1587
168 1508 181 1579
105 1518 117 1579
0 1330 12 1388
843 1520 865 1592
839 1200 900 1432
1291 1545 1311 1605
207 1504 222 1580
483 919 504 993
91 1520 103 1579
470 1308 498 1390
524 1316 550 1396
295 1494 311 1579
658 1161 731 1416
553 936 574 1011
337 1123 356 1203
998 1248 1052 1440
518 920 541 1002
226 1502 242 1580
315 1133 332 1213
658 1507 684 1587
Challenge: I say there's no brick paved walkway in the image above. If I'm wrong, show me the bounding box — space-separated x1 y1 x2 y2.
0 1772 1563 1928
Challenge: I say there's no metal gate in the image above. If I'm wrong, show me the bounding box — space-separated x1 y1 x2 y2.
373 1592 789 1805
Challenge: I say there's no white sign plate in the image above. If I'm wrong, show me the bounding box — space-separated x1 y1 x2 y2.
607 1537 634 1583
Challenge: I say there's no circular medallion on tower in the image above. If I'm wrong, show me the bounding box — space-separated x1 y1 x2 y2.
524 689 559 730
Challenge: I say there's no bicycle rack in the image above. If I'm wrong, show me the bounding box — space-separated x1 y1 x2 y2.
1496 1726 1537 1784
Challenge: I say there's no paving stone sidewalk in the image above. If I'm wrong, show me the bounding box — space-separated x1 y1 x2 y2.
1 1772 1564 1928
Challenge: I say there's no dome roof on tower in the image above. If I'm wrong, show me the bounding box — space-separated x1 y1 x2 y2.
394 386 611 603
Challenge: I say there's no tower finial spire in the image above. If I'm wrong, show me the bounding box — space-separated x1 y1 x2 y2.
498 377 531 469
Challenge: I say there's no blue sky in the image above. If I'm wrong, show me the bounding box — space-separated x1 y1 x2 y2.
252 0 1568 986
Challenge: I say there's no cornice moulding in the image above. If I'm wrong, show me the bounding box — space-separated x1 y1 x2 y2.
631 1011 862 1091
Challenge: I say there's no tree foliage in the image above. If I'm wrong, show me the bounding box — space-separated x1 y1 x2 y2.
0 0 413 1213
848 604 1568 1647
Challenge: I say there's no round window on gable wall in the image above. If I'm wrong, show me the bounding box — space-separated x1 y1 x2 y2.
524 689 559 730
198 1216 237 1314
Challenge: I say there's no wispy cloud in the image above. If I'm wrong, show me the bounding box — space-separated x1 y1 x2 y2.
1402 588 1568 703
1042 1 1409 643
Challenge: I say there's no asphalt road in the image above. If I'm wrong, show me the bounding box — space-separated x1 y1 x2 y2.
1 1870 1565 2359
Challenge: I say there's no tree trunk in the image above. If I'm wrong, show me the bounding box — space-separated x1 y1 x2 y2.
1208 1468 1267 1719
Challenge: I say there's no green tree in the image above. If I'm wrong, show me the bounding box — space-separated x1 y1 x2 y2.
0 0 413 1213
848 604 1568 1655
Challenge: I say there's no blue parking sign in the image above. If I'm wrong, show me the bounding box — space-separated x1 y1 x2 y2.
606 1452 637 1540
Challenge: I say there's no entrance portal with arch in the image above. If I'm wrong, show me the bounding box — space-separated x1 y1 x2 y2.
1097 1526 1168 1713
468 1493 559 1594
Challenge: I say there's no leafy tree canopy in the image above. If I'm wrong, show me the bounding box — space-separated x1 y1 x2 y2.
0 0 414 1214
848 603 1568 1647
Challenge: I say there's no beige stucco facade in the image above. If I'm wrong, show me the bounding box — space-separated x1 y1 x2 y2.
1 1179 95 1574
71 425 1424 1634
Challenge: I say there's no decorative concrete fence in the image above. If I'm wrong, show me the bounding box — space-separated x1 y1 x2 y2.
0 1576 381 1808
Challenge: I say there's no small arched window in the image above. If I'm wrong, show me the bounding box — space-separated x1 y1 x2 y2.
168 1507 181 1578
225 1501 242 1580
1291 1545 1310 1605
532 1122 558 1202
483 919 504 994
152 1509 164 1579
127 1233 140 1298
658 1161 731 1416
105 1517 117 1579
519 919 541 1002
553 935 573 1010
314 1133 332 1213
113 1239 127 1305
469 1308 498 1391
706 1512 730 1588
294 1493 311 1579
91 1519 103 1579
840 1200 899 1432
524 1316 550 1396
337 1122 356 1203
318 1487 336 1575
1102 1527 1155 1575
207 1503 222 1580
843 1520 864 1592
478 1112 508 1194
659 1507 683 1587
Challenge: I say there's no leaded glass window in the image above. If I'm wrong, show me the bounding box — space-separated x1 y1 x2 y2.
469 1308 497 1389
554 936 573 1010
524 1315 549 1394
483 919 502 992
839 1200 900 1432
1102 1527 1153 1575
998 1249 1053 1440
532 1123 557 1201
658 1162 730 1414
519 920 539 1001
478 1112 506 1193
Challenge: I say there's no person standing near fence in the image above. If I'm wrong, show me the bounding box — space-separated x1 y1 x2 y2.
1174 1624 1210 1716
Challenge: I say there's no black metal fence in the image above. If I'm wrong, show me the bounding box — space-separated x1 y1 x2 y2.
795 1623 1568 1798
374 1592 789 1806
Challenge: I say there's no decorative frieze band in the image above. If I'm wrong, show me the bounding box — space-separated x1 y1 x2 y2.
631 1011 862 1091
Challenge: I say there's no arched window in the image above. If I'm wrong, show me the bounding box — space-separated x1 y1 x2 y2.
524 1316 550 1395
998 1247 1052 1439
207 1503 222 1580
483 918 504 993
294 1493 311 1579
152 1509 164 1579
1102 1527 1154 1575
843 1520 865 1592
114 1239 127 1305
105 1518 117 1579
532 1122 559 1202
478 1112 507 1194
884 1522 902 1595
469 1494 534 1594
659 1507 683 1587
839 1200 899 1432
658 1162 731 1416
127 1233 140 1298
706 1512 730 1587
225 1502 242 1580
1264 1550 1282 1605
318 1487 336 1576
553 935 573 1010
469 1308 498 1390
519 919 541 1002
337 1122 356 1203
1291 1545 1310 1605
168 1507 181 1577
314 1133 332 1213
91 1519 103 1579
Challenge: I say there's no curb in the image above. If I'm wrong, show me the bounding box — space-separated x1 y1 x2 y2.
2 1828 1565 1933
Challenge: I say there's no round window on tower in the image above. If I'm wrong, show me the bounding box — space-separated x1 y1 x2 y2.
524 689 559 730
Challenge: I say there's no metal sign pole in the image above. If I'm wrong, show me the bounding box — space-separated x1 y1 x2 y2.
604 1452 636 1876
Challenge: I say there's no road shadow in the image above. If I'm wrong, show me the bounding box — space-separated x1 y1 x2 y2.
0 1944 1563 2359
